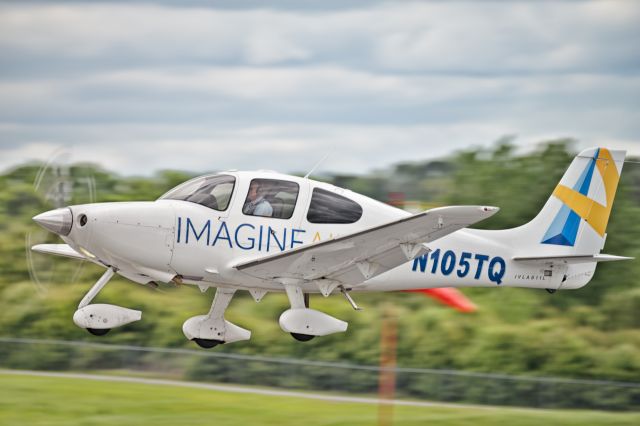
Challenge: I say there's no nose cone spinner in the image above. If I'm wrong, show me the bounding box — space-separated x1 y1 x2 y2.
33 207 73 236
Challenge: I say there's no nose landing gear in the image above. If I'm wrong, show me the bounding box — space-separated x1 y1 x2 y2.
73 267 142 335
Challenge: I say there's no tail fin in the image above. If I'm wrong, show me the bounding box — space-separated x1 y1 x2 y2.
514 147 626 255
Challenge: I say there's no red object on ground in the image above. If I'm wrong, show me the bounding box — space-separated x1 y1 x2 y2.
405 288 477 312
378 306 397 426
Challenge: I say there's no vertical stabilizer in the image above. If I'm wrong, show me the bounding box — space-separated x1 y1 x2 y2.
510 148 625 256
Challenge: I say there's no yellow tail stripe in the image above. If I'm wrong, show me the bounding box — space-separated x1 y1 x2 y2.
551 148 620 237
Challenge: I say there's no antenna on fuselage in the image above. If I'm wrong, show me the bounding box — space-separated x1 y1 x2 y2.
304 154 330 179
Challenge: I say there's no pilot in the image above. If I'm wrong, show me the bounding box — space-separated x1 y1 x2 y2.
243 181 273 217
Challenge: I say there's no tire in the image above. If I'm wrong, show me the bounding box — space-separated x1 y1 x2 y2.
87 328 110 336
290 333 315 342
193 338 223 348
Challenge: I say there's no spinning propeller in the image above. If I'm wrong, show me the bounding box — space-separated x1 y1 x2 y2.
25 149 96 292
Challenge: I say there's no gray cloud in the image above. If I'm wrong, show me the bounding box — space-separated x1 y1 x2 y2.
0 1 638 175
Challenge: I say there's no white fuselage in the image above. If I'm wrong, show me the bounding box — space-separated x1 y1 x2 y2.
60 170 594 296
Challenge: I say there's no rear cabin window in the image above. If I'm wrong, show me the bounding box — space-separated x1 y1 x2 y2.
243 179 299 219
160 174 235 211
307 188 363 224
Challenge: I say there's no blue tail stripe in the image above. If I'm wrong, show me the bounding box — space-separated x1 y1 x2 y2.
574 148 598 196
541 149 599 247
542 204 571 241
542 233 573 246
542 204 580 246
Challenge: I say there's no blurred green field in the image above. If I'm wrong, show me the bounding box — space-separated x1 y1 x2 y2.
2 142 640 412
0 372 639 426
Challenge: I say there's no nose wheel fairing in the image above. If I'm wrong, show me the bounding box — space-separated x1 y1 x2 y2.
72 267 143 334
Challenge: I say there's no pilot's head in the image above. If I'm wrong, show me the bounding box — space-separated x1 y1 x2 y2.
248 181 265 201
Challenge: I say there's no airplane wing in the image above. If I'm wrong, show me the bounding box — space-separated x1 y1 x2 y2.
235 206 498 286
31 244 86 260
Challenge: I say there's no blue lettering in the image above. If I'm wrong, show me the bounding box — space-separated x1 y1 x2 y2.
212 222 233 248
267 227 286 252
412 254 428 272
409 249 505 284
441 250 456 275
488 257 506 285
235 223 255 250
457 251 472 278
430 249 440 274
186 218 210 245
291 229 306 249
474 254 489 279
178 217 311 253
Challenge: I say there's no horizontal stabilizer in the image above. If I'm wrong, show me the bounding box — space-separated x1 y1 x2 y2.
31 244 86 261
513 253 633 264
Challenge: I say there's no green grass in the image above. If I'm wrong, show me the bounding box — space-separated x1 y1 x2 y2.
1 373 639 426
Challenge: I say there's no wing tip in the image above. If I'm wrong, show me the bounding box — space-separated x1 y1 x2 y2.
31 243 49 253
31 243 85 260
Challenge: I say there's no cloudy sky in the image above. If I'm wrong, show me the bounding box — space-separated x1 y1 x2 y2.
1 0 639 175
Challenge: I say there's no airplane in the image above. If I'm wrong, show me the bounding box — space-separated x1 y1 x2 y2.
31 147 632 348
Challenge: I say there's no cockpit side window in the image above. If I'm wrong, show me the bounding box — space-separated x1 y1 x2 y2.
307 188 363 224
243 179 299 219
160 174 235 211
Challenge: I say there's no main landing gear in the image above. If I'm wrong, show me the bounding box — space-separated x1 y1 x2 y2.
290 292 314 342
182 288 251 348
278 280 348 342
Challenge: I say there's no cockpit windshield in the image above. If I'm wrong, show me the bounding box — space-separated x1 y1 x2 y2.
159 174 235 211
